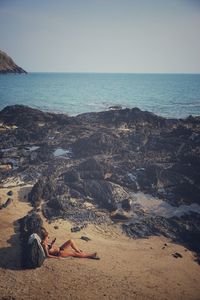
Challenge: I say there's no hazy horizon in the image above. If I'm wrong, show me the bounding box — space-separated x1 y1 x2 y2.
15 71 200 74
0 0 200 73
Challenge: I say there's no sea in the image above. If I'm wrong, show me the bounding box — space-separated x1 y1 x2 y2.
0 73 200 118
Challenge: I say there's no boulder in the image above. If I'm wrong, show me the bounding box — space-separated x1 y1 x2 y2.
121 198 132 211
111 209 132 221
78 158 110 179
64 169 80 182
28 179 44 207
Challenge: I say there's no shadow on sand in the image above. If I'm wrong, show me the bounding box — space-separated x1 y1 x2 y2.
0 220 23 270
0 185 33 270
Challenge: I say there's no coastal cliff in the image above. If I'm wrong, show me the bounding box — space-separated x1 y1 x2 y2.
0 50 27 74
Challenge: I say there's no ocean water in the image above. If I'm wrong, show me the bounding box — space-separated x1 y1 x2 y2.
0 73 200 118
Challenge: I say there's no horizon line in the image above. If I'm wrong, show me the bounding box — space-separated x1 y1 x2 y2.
24 71 200 75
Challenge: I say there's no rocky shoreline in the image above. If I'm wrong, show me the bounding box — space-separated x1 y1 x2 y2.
0 105 200 263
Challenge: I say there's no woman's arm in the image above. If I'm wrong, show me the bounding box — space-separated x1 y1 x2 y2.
51 237 56 246
48 237 56 249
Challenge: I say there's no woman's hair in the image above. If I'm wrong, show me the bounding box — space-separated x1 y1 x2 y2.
41 228 49 241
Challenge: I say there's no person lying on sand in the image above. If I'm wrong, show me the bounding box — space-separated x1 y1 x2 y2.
41 231 99 259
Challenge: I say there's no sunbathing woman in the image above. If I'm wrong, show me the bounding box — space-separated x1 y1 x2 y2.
41 231 99 259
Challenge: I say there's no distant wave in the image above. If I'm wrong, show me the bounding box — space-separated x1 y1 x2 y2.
176 102 200 107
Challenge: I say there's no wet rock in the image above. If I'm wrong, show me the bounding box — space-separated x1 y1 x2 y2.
42 206 61 220
81 236 91 242
69 188 82 198
123 212 200 259
111 209 132 221
28 178 44 207
109 105 122 110
121 198 132 211
64 169 80 182
0 198 13 209
0 105 60 127
71 225 85 232
80 180 129 211
7 190 13 196
172 252 183 258
24 212 44 236
19 212 45 268
30 151 38 162
78 158 109 180
73 131 121 157
136 166 158 193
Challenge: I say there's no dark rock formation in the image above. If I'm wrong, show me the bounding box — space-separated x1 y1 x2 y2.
28 178 45 207
0 50 27 74
123 212 200 263
7 190 13 196
121 198 132 211
19 212 45 268
1 105 200 260
0 198 13 209
111 208 132 221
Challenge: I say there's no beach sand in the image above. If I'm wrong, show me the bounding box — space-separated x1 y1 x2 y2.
0 184 200 300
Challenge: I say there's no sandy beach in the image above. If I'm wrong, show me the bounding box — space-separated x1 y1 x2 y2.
0 183 200 300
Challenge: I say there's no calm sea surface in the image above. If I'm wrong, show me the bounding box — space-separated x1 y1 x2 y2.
0 73 200 118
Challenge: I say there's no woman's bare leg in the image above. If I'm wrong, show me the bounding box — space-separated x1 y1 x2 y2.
60 251 97 259
60 239 81 253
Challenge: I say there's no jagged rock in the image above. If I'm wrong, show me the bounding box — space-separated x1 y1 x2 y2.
78 158 107 179
122 212 200 257
0 198 13 209
64 170 80 182
19 212 45 268
1 105 200 259
28 178 45 207
172 252 183 258
0 105 52 127
71 225 85 232
48 194 70 211
111 209 132 221
24 212 44 236
73 131 121 157
81 236 91 242
121 198 132 211
109 105 122 110
78 180 129 211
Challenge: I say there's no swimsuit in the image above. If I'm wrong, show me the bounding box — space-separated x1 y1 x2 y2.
47 244 61 256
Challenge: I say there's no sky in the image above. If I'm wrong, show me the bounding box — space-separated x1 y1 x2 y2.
0 0 200 73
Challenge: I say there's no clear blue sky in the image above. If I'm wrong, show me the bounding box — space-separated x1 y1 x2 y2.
0 0 200 73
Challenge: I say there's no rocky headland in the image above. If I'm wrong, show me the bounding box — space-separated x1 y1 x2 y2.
0 50 27 74
0 105 200 263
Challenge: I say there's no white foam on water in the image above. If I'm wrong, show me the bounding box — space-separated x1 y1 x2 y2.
26 146 40 151
53 148 72 158
1 147 17 153
132 192 200 218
